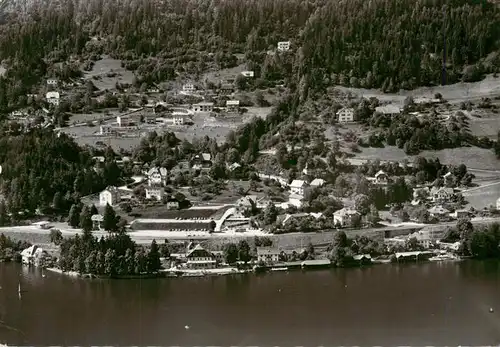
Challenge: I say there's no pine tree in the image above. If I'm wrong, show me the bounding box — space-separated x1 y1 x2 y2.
79 205 93 232
68 203 81 228
147 240 161 273
103 203 117 232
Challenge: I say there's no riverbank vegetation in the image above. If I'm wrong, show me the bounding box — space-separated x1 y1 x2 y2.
57 230 162 277
443 220 500 259
0 233 30 262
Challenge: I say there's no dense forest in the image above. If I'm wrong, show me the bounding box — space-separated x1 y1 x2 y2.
0 130 123 221
0 0 498 112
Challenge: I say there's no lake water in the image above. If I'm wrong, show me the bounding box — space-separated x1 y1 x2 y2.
1 261 500 346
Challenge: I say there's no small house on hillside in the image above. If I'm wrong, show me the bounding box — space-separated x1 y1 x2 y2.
277 41 291 51
374 170 389 185
336 107 355 123
46 78 59 86
430 187 454 203
145 186 165 201
290 180 307 196
310 178 325 187
333 208 360 227
46 91 60 106
192 102 214 113
241 71 254 78
182 83 195 93
99 186 121 206
219 84 234 95
147 167 168 187
428 205 450 218
192 153 212 169
166 198 180 210
226 100 240 112
91 214 104 230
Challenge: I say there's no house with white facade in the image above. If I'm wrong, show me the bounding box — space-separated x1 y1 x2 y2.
46 91 60 106
145 186 165 201
99 186 121 206
46 78 59 86
333 208 360 227
166 199 180 210
290 180 307 196
336 107 355 123
257 247 280 264
192 102 214 113
185 244 217 269
21 245 50 266
428 205 450 218
430 187 454 203
310 178 325 187
374 170 389 185
117 115 132 127
226 100 240 112
241 71 255 78
182 83 195 93
147 167 168 187
277 41 291 52
91 214 104 230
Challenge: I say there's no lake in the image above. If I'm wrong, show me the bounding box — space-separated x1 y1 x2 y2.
1 261 500 346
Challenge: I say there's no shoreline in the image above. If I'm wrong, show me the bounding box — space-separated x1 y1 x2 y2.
41 253 464 280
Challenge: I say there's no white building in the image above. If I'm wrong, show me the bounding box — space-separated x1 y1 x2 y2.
46 91 60 106
117 115 132 127
310 178 325 187
497 197 500 211
145 186 165 201
290 180 307 196
277 41 291 52
257 247 280 263
241 71 255 78
192 102 214 113
21 245 49 266
333 208 360 227
99 186 121 206
374 170 389 185
226 100 240 112
147 167 168 187
46 78 59 86
182 83 195 92
91 214 104 230
336 107 355 123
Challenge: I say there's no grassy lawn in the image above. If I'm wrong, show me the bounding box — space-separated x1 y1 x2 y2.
335 74 500 105
82 56 135 91
355 145 500 171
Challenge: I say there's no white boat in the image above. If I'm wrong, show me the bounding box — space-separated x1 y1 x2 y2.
429 254 461 262
271 267 288 272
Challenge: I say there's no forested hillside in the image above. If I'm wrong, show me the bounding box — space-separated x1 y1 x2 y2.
0 130 121 222
0 0 498 111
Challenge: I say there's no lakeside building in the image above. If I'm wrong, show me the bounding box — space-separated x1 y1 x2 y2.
21 245 50 267
257 247 280 263
185 244 218 269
